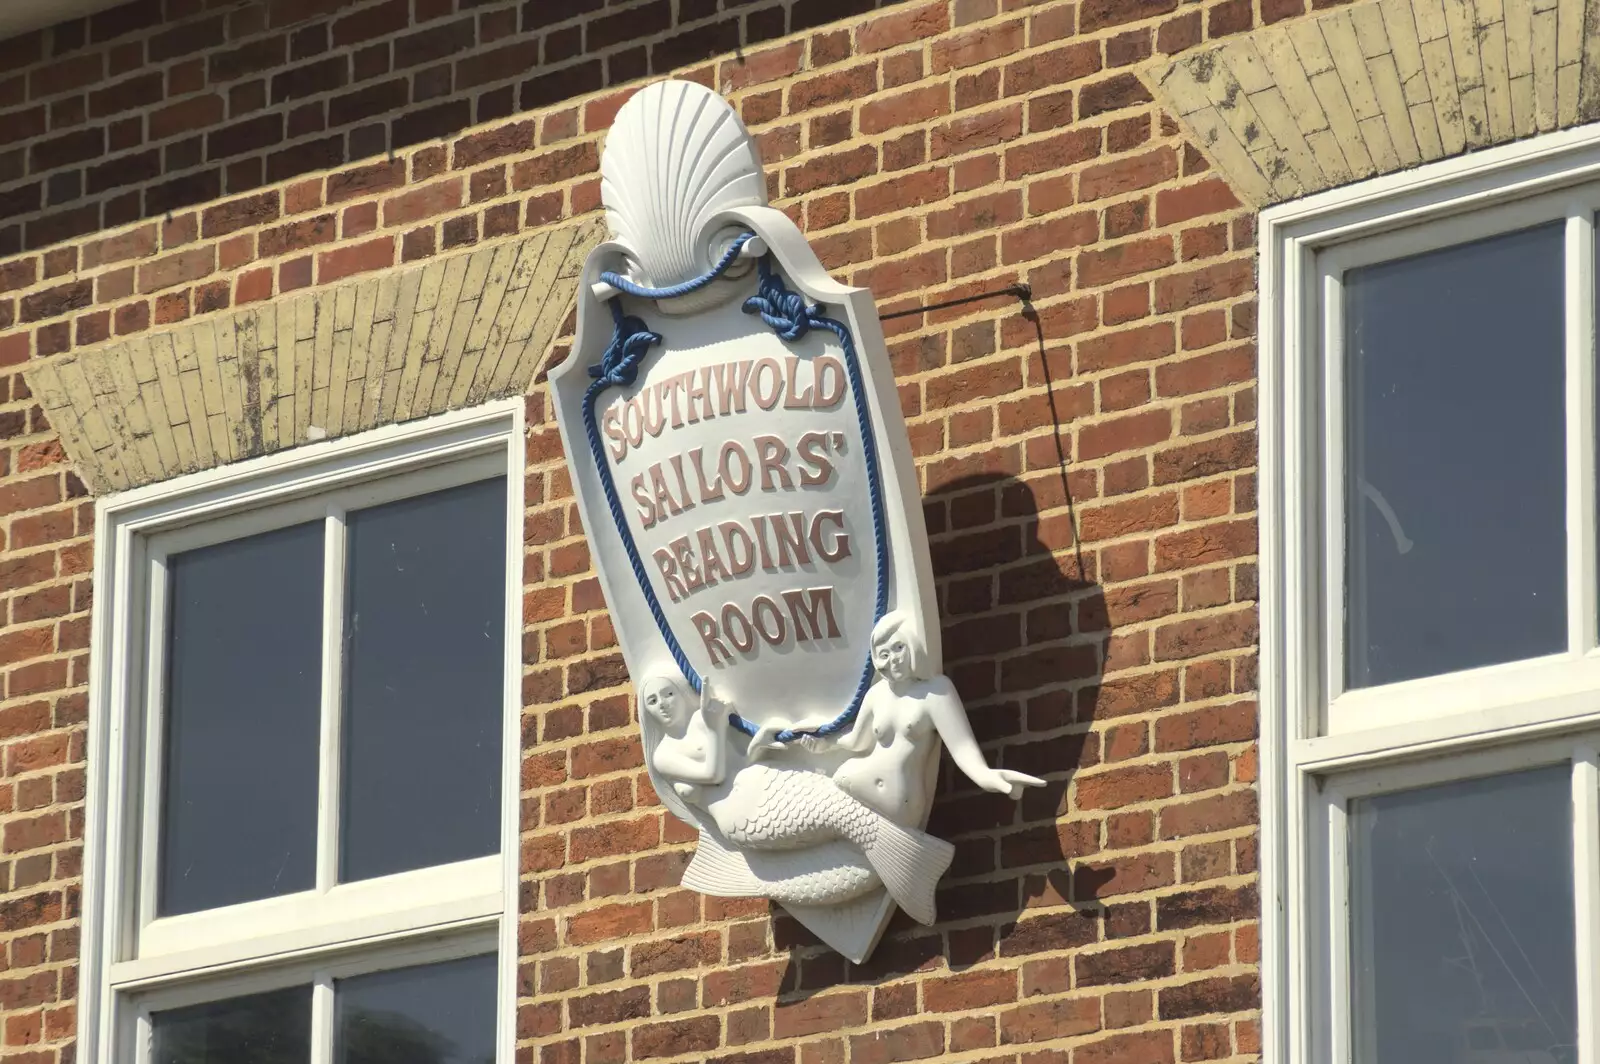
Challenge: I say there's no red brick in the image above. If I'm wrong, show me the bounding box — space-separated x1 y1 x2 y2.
928 190 1023 240
1080 147 1180 202
774 991 867 1038
926 358 1023 410
1079 72 1155 117
1078 236 1176 287
1155 259 1254 313
81 225 157 269
1003 42 1101 96
1002 211 1097 263
789 63 877 112
1161 788 1258 839
929 104 1023 160
1076 763 1172 809
632 1017 719 1059
850 1020 944 1064
149 94 225 140
784 144 877 196
200 191 279 238
136 248 215 295
1005 128 1100 178
569 816 660 862
382 179 464 227
998 995 1099 1043
1157 177 1241 225
858 2 949 52
859 84 949 135
316 235 393 282
932 19 1026 72
1155 607 1257 661
854 169 948 219
566 902 652 946
1078 1029 1176 1064
1079 408 1171 460
1076 941 1176 986
1157 698 1257 751
720 42 803 91
510 143 598 190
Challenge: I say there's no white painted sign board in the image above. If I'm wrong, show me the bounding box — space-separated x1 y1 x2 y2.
550 79 1041 962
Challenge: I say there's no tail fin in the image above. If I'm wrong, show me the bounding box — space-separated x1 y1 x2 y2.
860 819 955 925
682 831 766 897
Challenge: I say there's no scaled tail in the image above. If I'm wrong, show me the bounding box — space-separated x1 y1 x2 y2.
860 818 955 925
682 831 765 897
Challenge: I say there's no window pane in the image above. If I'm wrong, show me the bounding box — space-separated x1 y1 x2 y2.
151 985 312 1064
335 955 497 1064
340 478 506 882
1349 765 1576 1064
1344 224 1566 689
161 522 323 916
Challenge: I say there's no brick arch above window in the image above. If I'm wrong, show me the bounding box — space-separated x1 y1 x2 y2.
22 215 602 494
1146 0 1600 206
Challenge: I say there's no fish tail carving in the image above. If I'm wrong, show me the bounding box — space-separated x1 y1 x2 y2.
854 816 953 926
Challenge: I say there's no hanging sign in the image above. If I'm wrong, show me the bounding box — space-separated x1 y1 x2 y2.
549 79 1042 962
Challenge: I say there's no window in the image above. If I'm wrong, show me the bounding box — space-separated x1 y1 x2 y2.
1261 128 1600 1064
79 403 523 1063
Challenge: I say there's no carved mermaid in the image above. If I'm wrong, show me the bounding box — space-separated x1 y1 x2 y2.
749 611 1045 826
637 671 954 926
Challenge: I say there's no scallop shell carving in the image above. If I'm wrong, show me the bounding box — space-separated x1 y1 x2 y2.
600 80 768 290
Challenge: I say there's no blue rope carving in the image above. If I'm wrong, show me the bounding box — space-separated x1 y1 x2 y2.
600 232 756 301
580 232 888 744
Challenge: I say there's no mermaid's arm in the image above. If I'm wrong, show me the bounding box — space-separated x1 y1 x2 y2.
698 682 728 781
749 697 874 759
923 678 1043 797
829 694 877 753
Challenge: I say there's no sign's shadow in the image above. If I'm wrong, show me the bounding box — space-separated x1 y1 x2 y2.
770 467 1111 994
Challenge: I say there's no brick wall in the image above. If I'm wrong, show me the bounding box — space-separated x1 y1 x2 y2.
0 0 1271 1060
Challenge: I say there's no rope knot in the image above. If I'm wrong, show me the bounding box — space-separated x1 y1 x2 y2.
589 301 661 387
742 261 818 342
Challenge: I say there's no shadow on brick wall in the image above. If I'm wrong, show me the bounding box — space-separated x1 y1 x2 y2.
767 466 1109 995
768 379 1112 995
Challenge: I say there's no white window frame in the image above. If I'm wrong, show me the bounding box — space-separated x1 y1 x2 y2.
77 399 526 1064
1260 124 1600 1064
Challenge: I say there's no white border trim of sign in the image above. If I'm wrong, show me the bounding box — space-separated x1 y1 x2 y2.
77 398 526 1064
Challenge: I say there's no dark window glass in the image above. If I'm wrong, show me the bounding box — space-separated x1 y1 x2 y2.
151 985 312 1064
161 522 323 916
340 478 506 883
1345 224 1566 688
1350 766 1576 1064
335 955 497 1064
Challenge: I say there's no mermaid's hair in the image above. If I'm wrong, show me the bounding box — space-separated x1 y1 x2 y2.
870 610 928 680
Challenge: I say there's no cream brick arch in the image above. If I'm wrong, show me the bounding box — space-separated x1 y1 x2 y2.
1148 0 1600 205
23 218 603 495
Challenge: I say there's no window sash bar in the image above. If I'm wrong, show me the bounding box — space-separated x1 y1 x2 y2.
1574 746 1600 1064
1321 266 1347 710
1326 791 1352 1064
135 554 169 934
132 1004 152 1064
311 974 335 1064
316 507 348 895
1567 208 1597 656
